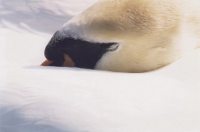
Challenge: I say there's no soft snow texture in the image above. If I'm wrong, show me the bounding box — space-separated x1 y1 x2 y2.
0 0 200 132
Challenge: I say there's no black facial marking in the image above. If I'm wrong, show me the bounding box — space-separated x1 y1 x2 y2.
44 31 119 69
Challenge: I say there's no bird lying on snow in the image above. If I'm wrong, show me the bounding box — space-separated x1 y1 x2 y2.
41 0 200 72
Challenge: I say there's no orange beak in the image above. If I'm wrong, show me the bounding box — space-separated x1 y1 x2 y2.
63 54 75 67
41 54 75 67
41 60 53 66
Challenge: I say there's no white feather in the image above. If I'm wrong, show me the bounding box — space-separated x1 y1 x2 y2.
0 0 200 132
59 0 200 72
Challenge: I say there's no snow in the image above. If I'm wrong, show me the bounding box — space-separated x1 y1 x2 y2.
0 0 200 132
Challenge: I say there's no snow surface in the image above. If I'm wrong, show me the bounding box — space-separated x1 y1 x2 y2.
0 0 200 132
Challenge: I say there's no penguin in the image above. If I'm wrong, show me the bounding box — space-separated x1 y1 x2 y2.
41 0 200 72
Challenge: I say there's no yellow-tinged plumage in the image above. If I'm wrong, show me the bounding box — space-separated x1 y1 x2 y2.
57 0 200 72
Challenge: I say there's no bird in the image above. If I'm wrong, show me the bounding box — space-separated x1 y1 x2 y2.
41 0 200 73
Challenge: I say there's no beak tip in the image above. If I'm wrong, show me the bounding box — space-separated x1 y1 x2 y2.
41 60 53 66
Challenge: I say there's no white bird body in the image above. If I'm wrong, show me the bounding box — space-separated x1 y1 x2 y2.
56 0 200 72
1 1 200 132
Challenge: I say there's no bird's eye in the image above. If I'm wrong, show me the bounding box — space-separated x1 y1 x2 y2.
107 43 119 51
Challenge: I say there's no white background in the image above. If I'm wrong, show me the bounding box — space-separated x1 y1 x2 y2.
0 0 200 132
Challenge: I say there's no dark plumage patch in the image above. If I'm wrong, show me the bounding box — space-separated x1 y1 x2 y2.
44 31 119 69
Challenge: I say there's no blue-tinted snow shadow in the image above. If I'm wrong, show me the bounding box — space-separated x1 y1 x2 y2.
0 0 73 34
0 107 86 132
23 65 122 74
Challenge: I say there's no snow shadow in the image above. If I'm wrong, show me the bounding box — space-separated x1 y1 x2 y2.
0 107 83 132
0 0 74 34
